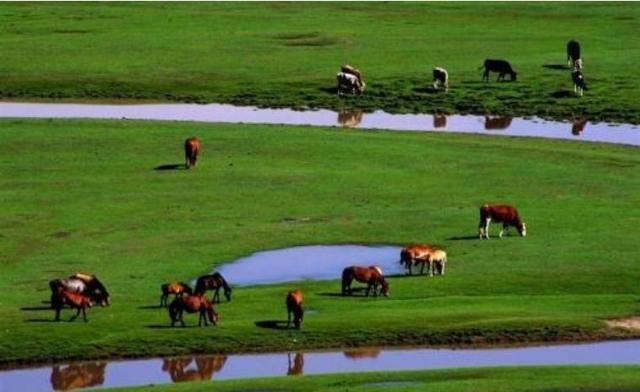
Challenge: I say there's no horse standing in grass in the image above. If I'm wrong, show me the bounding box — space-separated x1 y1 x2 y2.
341 266 389 297
49 273 110 307
286 289 304 329
184 136 200 169
160 282 193 307
49 282 93 322
168 294 218 327
430 249 448 276
400 244 438 276
195 272 232 303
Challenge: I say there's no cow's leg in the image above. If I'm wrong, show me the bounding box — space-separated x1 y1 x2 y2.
499 223 508 238
485 218 491 239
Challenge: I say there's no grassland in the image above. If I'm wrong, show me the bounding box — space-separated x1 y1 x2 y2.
1 119 639 367
0 3 639 122
119 366 640 392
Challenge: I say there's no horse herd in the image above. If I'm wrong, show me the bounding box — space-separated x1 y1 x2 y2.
47 203 525 329
337 40 587 96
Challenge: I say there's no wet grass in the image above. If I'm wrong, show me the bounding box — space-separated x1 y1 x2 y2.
1 119 639 366
118 366 640 392
0 3 639 122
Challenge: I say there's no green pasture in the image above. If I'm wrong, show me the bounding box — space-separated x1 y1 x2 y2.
0 3 639 122
119 366 640 392
1 119 639 366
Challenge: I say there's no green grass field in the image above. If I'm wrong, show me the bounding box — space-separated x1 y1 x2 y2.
1 3 639 122
1 119 639 366
118 366 640 392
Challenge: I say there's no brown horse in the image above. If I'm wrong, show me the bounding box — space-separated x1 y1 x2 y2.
341 266 389 297
400 244 439 276
169 295 218 327
49 282 93 322
286 289 304 329
195 272 232 304
160 282 193 307
50 362 106 391
184 136 200 169
49 273 110 308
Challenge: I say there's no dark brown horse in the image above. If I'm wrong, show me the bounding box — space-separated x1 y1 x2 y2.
50 362 106 391
195 272 232 303
160 282 193 307
169 294 218 327
49 282 93 322
341 266 389 297
286 289 304 329
184 136 200 169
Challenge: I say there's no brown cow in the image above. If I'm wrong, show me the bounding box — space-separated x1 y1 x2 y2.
184 137 200 169
341 266 389 296
286 289 304 329
478 203 527 239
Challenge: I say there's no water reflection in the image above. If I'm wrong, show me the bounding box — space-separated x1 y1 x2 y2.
50 362 106 391
337 110 363 127
343 349 382 360
433 113 447 128
484 115 513 130
161 355 227 382
287 352 304 376
572 119 588 136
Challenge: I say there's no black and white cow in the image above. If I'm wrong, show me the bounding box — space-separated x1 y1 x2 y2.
432 67 449 91
480 59 517 82
567 40 582 69
572 70 587 96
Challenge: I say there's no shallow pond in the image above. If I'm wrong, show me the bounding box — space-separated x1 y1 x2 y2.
0 102 638 146
1 340 639 391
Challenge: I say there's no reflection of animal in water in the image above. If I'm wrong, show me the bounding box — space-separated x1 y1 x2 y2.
341 265 389 296
184 136 200 169
478 203 527 239
480 59 517 82
484 116 513 130
50 362 106 391
160 282 193 307
287 352 304 376
343 349 381 359
168 295 218 327
572 119 588 135
286 289 304 329
337 110 363 127
162 355 228 382
433 113 447 128
194 272 232 303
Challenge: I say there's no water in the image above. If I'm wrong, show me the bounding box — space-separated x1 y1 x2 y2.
0 102 638 146
213 245 402 286
1 340 639 391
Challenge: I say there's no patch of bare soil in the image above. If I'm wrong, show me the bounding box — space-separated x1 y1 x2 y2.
605 318 640 331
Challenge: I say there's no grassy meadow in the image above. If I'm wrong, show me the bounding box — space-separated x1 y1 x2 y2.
0 3 639 122
1 119 639 366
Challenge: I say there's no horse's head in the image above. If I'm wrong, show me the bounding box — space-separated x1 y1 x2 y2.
517 221 527 237
380 279 390 297
207 307 219 326
224 286 232 302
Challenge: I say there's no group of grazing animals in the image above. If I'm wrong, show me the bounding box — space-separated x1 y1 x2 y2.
49 273 111 322
399 244 448 276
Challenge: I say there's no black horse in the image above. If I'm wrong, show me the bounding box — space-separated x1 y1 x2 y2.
194 272 232 303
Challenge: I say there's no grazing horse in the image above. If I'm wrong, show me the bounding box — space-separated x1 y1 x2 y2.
480 59 517 82
432 67 449 91
286 289 304 329
49 273 110 308
168 295 218 327
341 266 389 297
400 244 438 276
479 203 527 239
160 282 193 307
567 40 582 69
49 282 93 322
184 136 200 169
50 362 106 391
430 249 448 276
194 272 232 303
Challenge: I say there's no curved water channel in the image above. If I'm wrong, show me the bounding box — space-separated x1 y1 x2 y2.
1 102 639 146
1 340 640 391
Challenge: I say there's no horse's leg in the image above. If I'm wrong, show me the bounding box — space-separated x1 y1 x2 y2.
287 309 292 328
179 308 185 327
70 307 80 321
54 304 61 321
82 306 88 322
160 293 165 307
428 260 434 277
213 288 220 304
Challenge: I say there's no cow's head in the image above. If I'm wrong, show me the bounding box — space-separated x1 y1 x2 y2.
518 222 527 237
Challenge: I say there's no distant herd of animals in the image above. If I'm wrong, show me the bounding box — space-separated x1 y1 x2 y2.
336 40 587 96
47 204 526 329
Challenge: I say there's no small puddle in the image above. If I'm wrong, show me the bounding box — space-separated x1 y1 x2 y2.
2 340 640 391
213 245 402 286
0 102 638 146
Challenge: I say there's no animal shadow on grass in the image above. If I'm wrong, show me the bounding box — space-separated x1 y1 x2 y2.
154 163 186 171
138 305 163 310
20 305 52 311
551 90 575 99
26 318 65 323
146 324 198 329
255 320 291 330
318 287 371 297
413 86 440 94
319 86 338 95
446 235 478 241
542 64 570 71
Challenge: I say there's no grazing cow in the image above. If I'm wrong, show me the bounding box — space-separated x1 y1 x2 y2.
169 295 218 327
572 70 588 96
567 40 582 69
432 67 449 91
572 119 588 135
286 289 304 329
341 265 389 296
184 136 200 169
481 59 517 82
160 282 193 307
400 244 438 276
478 203 527 239
484 115 513 130
337 72 365 95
